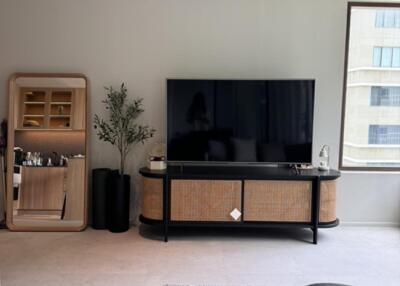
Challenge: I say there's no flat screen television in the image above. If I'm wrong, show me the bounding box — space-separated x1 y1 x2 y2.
167 79 315 165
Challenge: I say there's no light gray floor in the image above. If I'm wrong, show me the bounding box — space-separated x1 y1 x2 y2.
0 225 399 286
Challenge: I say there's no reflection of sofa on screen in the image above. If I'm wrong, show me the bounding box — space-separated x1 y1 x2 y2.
168 130 233 161
168 130 312 163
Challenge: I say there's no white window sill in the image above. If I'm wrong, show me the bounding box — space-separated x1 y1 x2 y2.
340 170 400 174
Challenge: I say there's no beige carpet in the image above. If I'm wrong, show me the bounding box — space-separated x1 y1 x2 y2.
0 225 399 286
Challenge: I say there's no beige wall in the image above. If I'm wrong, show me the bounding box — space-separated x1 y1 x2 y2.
0 0 399 224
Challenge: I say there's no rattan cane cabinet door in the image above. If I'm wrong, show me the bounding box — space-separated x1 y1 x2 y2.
171 180 242 222
319 180 337 223
244 180 312 222
142 177 163 220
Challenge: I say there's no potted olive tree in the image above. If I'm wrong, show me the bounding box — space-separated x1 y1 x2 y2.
94 83 155 232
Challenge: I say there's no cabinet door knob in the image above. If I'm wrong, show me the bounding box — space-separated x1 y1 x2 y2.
230 208 241 221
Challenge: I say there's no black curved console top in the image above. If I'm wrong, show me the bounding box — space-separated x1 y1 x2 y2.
139 165 340 180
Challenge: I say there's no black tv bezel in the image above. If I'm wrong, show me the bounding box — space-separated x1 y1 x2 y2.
166 78 315 166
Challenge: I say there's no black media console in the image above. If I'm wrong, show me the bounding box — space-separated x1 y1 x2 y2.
139 165 340 244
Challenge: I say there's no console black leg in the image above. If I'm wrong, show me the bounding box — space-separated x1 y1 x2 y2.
163 176 169 243
312 227 318 245
311 177 321 245
164 227 168 242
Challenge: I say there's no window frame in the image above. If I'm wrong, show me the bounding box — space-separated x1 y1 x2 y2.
339 2 400 172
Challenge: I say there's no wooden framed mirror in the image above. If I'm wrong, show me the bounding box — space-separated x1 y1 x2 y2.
6 73 89 231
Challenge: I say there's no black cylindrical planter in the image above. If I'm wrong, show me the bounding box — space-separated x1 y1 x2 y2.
92 168 110 229
107 171 130 233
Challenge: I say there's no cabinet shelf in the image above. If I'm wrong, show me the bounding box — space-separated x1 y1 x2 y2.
18 87 84 130
15 128 85 132
24 102 46 105
50 102 72 105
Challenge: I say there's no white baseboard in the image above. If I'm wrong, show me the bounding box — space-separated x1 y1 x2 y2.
340 221 400 227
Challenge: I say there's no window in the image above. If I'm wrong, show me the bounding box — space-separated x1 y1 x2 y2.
371 86 400 106
369 125 400 144
375 10 400 28
340 3 400 170
393 48 400 67
373 47 382 66
376 10 384 27
373 47 400 67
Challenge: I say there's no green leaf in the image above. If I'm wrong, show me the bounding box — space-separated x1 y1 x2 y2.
93 83 156 174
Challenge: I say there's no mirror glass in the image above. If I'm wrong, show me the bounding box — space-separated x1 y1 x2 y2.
7 75 87 230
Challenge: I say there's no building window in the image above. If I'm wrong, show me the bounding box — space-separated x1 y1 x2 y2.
373 47 400 67
371 86 400 106
375 10 400 28
340 3 400 170
393 48 400 67
369 125 400 144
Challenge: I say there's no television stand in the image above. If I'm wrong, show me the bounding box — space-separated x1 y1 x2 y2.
139 165 340 244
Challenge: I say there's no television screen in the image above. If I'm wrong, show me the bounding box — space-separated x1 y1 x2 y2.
167 79 315 164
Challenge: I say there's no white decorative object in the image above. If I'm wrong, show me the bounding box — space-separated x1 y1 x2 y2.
148 160 167 170
13 173 21 185
318 145 330 171
148 143 167 170
230 208 242 221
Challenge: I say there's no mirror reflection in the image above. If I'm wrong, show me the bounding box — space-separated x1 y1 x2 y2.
8 75 87 229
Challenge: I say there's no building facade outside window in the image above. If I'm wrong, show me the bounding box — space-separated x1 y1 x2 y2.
340 3 400 170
